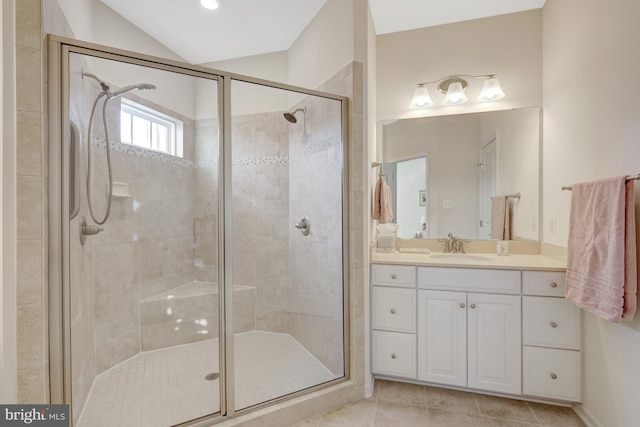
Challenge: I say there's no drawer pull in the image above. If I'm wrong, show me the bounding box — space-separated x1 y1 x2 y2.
390 308 396 314
550 321 558 328
470 303 476 309
550 282 558 288
550 373 558 380
391 353 397 359
391 274 397 279
460 303 466 308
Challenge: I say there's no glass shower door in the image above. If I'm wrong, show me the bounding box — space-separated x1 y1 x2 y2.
66 52 222 426
229 79 346 411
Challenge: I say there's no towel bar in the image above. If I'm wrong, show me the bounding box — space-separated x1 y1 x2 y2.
562 173 640 191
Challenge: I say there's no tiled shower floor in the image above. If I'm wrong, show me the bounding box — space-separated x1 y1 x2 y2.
77 331 336 427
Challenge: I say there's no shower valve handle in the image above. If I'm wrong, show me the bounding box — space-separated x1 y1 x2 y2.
295 216 310 236
82 224 104 236
80 217 104 246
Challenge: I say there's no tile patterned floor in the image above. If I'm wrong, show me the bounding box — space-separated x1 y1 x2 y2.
293 380 586 427
77 331 336 427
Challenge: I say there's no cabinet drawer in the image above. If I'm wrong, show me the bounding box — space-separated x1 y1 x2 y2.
372 330 417 378
523 271 566 296
523 297 581 350
372 265 416 288
418 267 521 294
372 287 416 333
523 346 581 402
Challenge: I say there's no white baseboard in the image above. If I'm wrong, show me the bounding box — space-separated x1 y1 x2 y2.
573 405 603 427
364 374 374 398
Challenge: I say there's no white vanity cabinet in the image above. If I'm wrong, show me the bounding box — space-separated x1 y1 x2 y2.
371 262 582 404
371 265 417 378
417 269 522 395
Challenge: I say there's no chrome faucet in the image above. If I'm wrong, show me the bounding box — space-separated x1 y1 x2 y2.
438 233 456 253
438 233 471 254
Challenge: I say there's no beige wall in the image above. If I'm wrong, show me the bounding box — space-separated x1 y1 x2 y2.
542 1 640 426
376 10 542 121
288 0 356 90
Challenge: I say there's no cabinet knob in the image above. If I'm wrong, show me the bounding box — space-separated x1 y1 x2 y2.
391 274 397 279
390 308 396 314
550 321 558 328
391 353 397 359
460 303 466 308
550 373 558 380
470 303 476 309
550 282 558 288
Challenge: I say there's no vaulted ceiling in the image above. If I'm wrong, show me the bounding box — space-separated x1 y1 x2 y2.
101 0 546 64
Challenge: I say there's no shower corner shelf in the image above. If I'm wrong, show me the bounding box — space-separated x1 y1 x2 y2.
111 182 133 198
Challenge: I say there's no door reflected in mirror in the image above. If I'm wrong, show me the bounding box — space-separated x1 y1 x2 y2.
383 157 427 239
380 107 540 241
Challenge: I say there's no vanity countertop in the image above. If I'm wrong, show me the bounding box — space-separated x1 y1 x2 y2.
371 252 566 271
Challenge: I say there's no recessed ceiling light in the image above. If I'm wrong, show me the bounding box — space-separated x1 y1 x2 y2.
200 0 220 10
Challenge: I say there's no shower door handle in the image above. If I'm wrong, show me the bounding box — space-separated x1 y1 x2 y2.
295 216 310 236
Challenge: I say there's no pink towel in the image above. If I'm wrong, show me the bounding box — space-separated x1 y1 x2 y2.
491 196 510 240
373 177 393 224
565 176 637 322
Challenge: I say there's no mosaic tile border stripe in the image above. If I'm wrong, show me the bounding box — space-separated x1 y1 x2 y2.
91 134 341 168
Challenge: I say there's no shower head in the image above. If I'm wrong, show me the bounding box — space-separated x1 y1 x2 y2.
283 107 306 123
82 70 157 99
108 83 157 98
82 70 110 93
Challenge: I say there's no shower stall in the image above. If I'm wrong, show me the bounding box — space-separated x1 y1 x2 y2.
48 37 348 426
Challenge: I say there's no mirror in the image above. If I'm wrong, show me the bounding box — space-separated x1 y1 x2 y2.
379 107 540 241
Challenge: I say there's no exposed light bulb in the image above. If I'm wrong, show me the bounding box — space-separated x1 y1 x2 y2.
200 0 220 10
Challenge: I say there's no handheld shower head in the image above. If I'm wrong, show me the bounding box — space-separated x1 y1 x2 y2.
108 83 157 98
283 107 306 123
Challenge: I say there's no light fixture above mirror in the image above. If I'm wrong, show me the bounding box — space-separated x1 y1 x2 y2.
200 0 221 10
410 74 505 109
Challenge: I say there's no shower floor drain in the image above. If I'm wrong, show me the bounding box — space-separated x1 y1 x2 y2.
205 372 220 381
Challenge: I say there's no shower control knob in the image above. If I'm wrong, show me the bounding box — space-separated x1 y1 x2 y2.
82 224 104 236
295 216 310 236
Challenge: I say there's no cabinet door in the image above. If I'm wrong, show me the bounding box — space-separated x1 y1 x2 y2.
468 293 521 395
417 290 467 387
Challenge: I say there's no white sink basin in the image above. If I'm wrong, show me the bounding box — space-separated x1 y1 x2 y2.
430 254 492 262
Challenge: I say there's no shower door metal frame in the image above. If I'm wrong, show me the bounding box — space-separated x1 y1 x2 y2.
48 35 350 425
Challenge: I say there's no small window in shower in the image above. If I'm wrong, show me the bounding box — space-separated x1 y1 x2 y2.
120 98 184 157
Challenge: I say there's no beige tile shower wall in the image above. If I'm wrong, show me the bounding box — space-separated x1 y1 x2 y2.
231 113 290 327
90 114 199 373
287 92 345 375
193 117 219 283
15 0 48 404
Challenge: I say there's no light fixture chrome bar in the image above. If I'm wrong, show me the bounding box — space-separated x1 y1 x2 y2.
410 73 504 109
415 73 497 87
562 174 640 190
